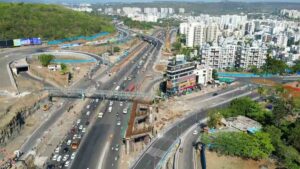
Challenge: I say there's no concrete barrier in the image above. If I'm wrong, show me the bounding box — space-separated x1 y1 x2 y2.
6 61 19 94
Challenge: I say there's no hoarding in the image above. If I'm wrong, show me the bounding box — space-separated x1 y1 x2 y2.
21 38 31 46
13 39 21 47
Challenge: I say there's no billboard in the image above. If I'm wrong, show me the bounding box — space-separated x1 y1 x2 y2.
13 39 21 47
178 77 196 91
30 38 42 45
21 38 31 46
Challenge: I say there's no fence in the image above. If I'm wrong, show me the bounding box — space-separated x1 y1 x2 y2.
47 32 110 45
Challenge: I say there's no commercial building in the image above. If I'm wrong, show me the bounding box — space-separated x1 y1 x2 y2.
166 55 197 95
194 64 213 86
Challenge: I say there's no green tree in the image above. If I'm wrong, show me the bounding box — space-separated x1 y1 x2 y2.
172 41 181 51
212 69 218 80
249 65 260 74
207 110 223 128
38 54 54 67
202 132 274 159
0 3 115 40
262 56 287 75
288 123 300 151
221 97 272 124
60 63 68 75
292 60 300 73
113 46 120 53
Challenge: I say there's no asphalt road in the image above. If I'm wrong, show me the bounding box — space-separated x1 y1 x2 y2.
131 88 259 169
67 31 164 169
0 46 46 90
70 38 162 169
177 127 199 169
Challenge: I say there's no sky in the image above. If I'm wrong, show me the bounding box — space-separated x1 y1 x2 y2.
1 0 300 3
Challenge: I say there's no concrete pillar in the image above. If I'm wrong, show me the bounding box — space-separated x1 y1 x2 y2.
125 139 130 154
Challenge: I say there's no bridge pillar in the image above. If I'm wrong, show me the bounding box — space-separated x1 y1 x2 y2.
125 138 130 154
81 93 85 100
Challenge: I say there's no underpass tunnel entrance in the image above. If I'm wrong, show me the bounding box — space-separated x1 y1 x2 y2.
16 66 29 74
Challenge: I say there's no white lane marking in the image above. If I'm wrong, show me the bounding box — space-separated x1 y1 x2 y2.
97 141 110 169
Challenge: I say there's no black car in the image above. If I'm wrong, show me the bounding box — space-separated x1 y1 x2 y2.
212 93 218 96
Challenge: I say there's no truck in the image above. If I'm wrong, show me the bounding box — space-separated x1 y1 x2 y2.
71 140 79 150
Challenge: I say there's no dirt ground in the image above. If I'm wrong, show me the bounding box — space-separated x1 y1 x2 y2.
206 151 276 169
29 60 94 87
284 81 300 98
154 64 167 73
251 78 278 86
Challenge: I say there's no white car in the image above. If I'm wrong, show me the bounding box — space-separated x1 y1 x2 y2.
79 125 83 130
52 154 58 161
108 106 112 113
123 108 128 114
98 112 103 118
120 102 123 106
71 152 76 160
82 128 86 133
86 105 90 109
66 140 71 146
109 101 113 106
63 154 69 161
55 147 60 153
73 134 78 140
86 111 90 116
96 99 99 103
57 155 62 162
193 130 198 135
117 121 121 126
76 119 81 125
64 161 70 167
115 144 119 151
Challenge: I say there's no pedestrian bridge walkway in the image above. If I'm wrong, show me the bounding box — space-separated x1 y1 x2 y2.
44 87 154 102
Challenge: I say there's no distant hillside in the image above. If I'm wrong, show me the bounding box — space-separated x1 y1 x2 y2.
0 3 115 40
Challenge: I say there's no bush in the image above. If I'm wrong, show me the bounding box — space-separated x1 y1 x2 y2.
220 97 273 124
202 132 274 160
38 54 54 67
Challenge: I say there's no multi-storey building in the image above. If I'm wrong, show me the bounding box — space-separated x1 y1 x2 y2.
179 8 185 14
181 22 219 47
236 45 267 69
206 23 219 43
201 44 236 69
166 55 196 94
201 43 266 69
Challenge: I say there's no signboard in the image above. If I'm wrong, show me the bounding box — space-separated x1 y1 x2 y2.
21 38 31 46
13 39 21 47
178 77 196 91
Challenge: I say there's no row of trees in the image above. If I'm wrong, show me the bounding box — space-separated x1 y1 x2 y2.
249 56 300 75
